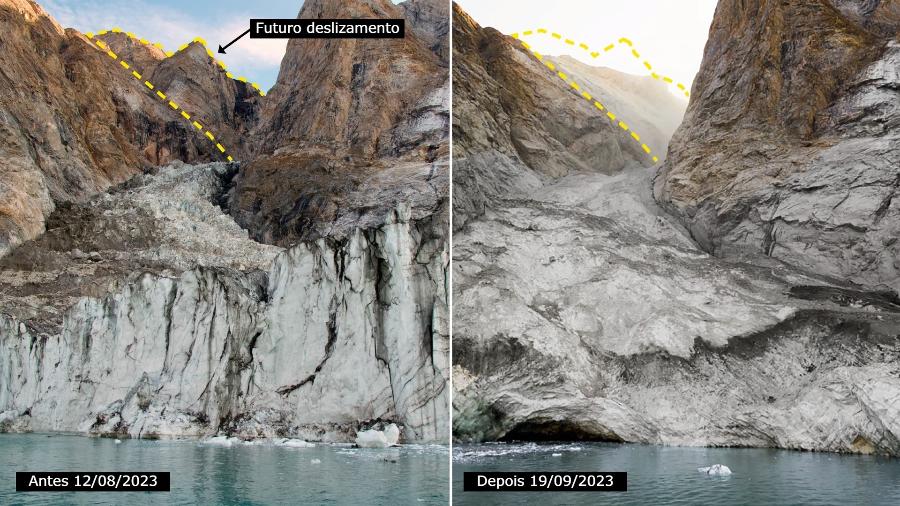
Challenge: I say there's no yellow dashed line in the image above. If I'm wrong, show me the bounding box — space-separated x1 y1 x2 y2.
93 27 267 98
516 37 657 161
89 36 236 162
537 28 547 34
564 38 575 45
518 30 692 98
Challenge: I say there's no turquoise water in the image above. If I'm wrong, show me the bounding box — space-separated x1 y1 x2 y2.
1 433 448 505
453 442 900 505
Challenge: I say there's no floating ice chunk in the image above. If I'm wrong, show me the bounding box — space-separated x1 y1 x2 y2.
114 440 122 444
551 453 562 457
355 423 401 448
202 435 239 447
275 438 315 448
311 459 321 464
698 464 732 475
384 423 400 445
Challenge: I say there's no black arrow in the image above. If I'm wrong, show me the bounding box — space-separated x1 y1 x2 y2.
218 28 250 54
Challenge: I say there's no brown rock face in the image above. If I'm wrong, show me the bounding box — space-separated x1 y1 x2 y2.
230 0 449 245
655 0 900 291
0 0 259 255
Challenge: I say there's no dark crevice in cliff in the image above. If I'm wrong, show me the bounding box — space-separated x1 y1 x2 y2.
371 238 399 410
276 306 339 396
160 281 179 373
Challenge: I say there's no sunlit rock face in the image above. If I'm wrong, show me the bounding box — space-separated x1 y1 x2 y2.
1 0 449 443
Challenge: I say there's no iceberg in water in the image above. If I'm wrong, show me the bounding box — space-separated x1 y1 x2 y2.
698 464 732 475
274 438 316 448
355 423 401 448
202 435 241 447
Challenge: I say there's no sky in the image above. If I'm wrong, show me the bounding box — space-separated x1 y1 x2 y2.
455 0 719 95
42 0 302 91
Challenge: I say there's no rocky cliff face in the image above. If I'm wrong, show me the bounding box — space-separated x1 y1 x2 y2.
655 0 900 293
451 2 900 455
231 0 449 246
1 0 449 442
0 0 256 256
